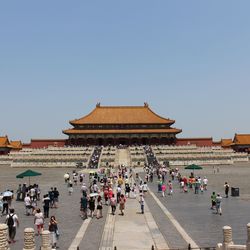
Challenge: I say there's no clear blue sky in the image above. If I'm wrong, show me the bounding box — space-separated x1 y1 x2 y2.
1 1 249 143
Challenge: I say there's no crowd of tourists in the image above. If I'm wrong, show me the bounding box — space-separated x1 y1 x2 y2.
0 182 60 249
143 157 230 216
0 151 233 248
75 164 150 221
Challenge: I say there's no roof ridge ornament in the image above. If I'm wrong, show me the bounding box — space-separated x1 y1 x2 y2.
144 102 149 107
96 102 101 107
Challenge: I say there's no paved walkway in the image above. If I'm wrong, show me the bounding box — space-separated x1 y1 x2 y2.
99 149 168 250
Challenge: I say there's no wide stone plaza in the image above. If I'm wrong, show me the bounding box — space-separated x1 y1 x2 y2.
0 151 250 250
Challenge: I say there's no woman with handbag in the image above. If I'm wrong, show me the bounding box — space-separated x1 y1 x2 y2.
49 216 59 249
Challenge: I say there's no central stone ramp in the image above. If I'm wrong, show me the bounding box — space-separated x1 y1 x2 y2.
112 198 155 249
100 148 168 250
116 148 130 166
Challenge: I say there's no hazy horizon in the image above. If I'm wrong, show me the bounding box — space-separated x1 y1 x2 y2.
1 1 249 143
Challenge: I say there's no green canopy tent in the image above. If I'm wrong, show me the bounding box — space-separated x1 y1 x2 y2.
16 169 42 185
185 164 203 170
185 164 203 171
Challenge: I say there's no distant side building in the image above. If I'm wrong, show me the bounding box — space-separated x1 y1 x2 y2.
231 134 250 153
63 103 182 146
23 139 66 148
9 140 23 151
176 137 214 147
220 139 233 149
0 136 22 154
0 136 11 155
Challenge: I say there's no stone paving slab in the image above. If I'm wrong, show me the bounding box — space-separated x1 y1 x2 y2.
112 196 154 249
145 163 250 247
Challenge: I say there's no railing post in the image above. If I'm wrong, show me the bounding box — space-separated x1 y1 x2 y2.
41 230 52 250
246 223 250 250
223 226 233 250
0 223 9 250
23 227 35 250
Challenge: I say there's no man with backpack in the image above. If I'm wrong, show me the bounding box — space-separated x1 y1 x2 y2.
6 208 19 244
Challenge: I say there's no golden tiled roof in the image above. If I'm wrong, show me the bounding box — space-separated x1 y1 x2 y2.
221 139 233 147
70 104 175 125
9 140 22 149
0 136 10 147
233 134 250 145
63 128 182 135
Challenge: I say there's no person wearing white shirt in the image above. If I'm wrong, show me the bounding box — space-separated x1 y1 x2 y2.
24 194 31 215
203 177 208 190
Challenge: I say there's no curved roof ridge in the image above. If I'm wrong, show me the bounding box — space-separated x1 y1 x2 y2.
146 106 174 123
70 106 98 125
69 104 177 125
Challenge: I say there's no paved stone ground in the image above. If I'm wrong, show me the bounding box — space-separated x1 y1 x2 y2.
142 162 250 247
0 166 99 250
142 187 187 248
1 161 250 250
79 205 108 249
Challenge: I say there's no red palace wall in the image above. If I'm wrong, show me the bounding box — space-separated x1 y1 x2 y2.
176 138 213 147
26 139 66 148
24 138 215 148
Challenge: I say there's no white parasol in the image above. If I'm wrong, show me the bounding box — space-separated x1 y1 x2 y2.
89 193 99 197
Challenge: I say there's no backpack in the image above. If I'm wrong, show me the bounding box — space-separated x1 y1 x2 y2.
7 214 14 228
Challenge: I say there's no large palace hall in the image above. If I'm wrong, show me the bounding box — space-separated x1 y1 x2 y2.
63 103 182 146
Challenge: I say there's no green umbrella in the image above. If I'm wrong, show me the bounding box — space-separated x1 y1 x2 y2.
185 164 203 170
16 169 42 185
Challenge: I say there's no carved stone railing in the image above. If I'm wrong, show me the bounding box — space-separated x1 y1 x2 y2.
216 223 250 250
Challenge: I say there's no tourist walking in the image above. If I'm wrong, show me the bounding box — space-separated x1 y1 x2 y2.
161 183 166 197
43 194 50 218
210 191 216 209
16 184 22 201
24 194 32 216
168 180 173 195
110 194 117 215
116 185 122 203
34 208 44 235
139 192 145 214
81 183 88 197
68 181 73 195
80 194 88 219
89 196 95 218
142 182 148 195
203 177 208 190
21 183 27 201
224 182 230 198
49 188 55 208
194 179 200 194
215 193 222 215
6 208 19 244
96 195 103 219
125 183 131 198
49 216 59 249
119 194 126 216
53 187 59 208
1 197 9 216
